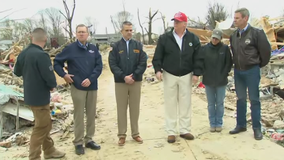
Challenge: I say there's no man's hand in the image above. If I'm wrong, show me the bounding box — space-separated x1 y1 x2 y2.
192 75 199 84
63 74 74 83
124 74 134 84
155 71 163 81
81 78 91 87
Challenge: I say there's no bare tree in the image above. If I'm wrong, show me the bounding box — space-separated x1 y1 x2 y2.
0 19 34 40
38 12 49 32
22 18 36 33
159 12 167 33
59 0 76 40
0 8 26 21
110 1 133 33
137 8 145 44
111 11 133 33
44 8 63 37
187 17 207 29
206 2 229 29
11 20 31 40
0 20 12 39
144 8 158 44
85 16 98 36
0 9 12 14
110 16 117 33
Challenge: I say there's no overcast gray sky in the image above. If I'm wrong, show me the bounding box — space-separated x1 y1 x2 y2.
0 0 283 34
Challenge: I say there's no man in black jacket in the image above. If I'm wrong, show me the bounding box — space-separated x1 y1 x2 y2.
152 12 203 143
14 28 65 160
229 8 271 140
108 21 147 146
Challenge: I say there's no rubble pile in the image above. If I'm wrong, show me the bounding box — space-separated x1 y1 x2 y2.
0 15 284 150
0 38 75 147
142 45 159 84
190 16 284 48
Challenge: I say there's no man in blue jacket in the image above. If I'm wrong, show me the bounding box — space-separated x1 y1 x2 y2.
53 24 103 155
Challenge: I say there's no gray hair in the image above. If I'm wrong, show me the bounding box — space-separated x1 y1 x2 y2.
31 28 47 42
235 8 250 18
121 21 132 29
76 24 89 33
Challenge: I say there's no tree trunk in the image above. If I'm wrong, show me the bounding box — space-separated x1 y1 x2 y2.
68 20 72 40
137 8 145 44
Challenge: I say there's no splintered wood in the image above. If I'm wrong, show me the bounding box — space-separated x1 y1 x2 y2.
60 113 73 140
260 17 278 50
0 141 11 148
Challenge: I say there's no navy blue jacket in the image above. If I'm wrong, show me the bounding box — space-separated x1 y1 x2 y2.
108 39 147 83
53 40 103 90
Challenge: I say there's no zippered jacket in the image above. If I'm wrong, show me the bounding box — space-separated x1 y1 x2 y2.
152 28 202 76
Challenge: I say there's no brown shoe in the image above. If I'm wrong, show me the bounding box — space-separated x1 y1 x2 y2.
167 135 176 143
44 149 66 159
180 133 194 140
118 137 126 146
133 136 143 144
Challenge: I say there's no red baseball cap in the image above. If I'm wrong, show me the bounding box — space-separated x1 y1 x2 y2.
171 12 188 22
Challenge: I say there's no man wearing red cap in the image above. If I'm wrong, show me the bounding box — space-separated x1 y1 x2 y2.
152 12 203 143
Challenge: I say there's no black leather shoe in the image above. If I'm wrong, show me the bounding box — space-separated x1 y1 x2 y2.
86 141 101 150
75 145 85 155
229 127 247 134
253 129 263 140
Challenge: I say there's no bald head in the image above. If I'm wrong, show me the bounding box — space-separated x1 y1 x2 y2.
31 28 47 43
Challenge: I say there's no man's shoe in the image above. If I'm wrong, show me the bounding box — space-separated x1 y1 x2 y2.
215 127 222 132
210 127 216 132
180 133 194 140
229 127 247 134
167 135 176 143
75 145 85 155
44 149 66 159
253 129 263 140
118 137 126 146
85 141 101 150
133 136 143 144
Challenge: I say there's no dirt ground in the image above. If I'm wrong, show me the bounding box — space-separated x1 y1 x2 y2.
1 49 284 160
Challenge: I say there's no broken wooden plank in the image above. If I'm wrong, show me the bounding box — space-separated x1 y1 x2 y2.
1 103 34 122
16 99 20 131
50 129 61 135
0 109 3 139
60 114 73 139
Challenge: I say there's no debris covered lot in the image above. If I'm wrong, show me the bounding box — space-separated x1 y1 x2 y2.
1 17 284 159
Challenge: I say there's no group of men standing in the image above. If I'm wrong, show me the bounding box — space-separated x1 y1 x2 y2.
13 7 271 160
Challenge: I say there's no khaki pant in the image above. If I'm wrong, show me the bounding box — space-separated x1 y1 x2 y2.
29 105 55 160
115 82 141 138
71 85 97 146
163 71 192 135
